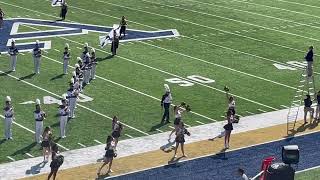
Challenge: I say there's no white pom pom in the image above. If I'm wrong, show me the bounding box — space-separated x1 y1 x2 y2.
35 99 41 105
5 96 11 102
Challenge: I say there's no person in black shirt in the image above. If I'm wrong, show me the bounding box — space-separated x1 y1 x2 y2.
97 136 115 176
0 8 5 29
316 91 320 120
119 16 127 38
304 94 314 123
111 29 119 56
161 84 172 123
60 2 68 21
305 46 314 77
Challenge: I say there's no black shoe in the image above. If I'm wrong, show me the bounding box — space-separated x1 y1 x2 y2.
166 120 171 123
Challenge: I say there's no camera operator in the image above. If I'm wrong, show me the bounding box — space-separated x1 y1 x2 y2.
172 121 190 159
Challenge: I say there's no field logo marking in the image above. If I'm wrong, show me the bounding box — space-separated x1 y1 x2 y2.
165 75 215 87
0 18 180 53
273 61 307 70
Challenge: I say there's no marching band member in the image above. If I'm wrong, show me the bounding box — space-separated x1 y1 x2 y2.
90 48 97 80
119 16 127 38
8 39 19 72
62 43 71 74
59 95 70 138
3 96 14 140
81 43 89 63
34 99 46 143
67 79 78 119
33 40 42 74
111 116 123 148
161 84 172 124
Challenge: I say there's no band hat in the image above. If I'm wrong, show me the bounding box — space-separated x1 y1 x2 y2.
35 99 41 105
35 40 39 44
5 96 11 102
91 48 95 53
70 78 74 84
75 64 80 68
77 57 82 61
11 39 15 43
62 93 67 100
72 71 76 77
84 42 89 47
164 84 170 92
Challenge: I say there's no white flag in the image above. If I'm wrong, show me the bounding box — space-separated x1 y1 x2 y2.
51 0 65 7
99 24 121 48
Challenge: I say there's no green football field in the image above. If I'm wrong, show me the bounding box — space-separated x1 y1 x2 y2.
0 0 320 164
296 167 320 180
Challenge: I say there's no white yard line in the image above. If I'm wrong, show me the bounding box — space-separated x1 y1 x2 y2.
257 109 268 113
281 105 289 108
77 143 86 148
53 49 60 52
94 139 103 144
196 120 205 125
125 134 134 138
169 126 175 129
245 111 254 115
156 129 164 133
278 0 320 9
25 153 34 158
6 156 15 162
76 47 82 50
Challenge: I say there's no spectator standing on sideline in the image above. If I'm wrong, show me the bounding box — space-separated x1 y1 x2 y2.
304 94 314 123
315 91 320 120
3 96 14 140
97 136 116 176
8 39 19 72
237 168 249 180
161 84 172 124
305 46 314 77
0 8 5 29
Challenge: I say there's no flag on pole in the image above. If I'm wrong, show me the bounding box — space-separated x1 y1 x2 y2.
99 24 121 48
51 0 65 7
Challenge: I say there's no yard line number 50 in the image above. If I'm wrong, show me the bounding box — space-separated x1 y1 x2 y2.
165 75 215 87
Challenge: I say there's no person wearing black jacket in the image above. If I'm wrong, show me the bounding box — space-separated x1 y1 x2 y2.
304 94 314 123
60 2 68 21
161 84 172 123
305 46 314 77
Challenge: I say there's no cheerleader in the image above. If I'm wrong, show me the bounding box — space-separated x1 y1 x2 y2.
97 136 116 176
119 16 127 38
172 121 190 159
3 96 14 140
41 126 52 162
223 110 235 149
111 116 123 148
169 102 190 138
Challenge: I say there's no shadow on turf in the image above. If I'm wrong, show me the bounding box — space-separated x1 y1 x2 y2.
0 138 7 145
149 122 167 132
286 119 320 140
96 55 114 62
18 73 36 81
0 70 13 76
10 142 38 157
25 161 48 175
50 73 65 81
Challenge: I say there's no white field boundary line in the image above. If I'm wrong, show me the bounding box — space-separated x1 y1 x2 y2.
95 1 320 42
106 126 320 179
6 156 15 162
2 1 279 111
179 0 320 31
77 143 86 147
232 0 320 20
278 0 320 9
140 40 301 91
12 9 216 123
0 115 70 151
0 70 149 136
25 153 34 158
296 164 320 174
94 139 103 144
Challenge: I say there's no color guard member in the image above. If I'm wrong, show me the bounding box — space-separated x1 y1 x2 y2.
3 96 14 140
8 39 19 72
34 99 46 143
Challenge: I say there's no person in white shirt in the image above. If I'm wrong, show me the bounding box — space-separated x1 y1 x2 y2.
8 39 19 72
238 168 249 180
3 96 14 140
58 96 70 138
